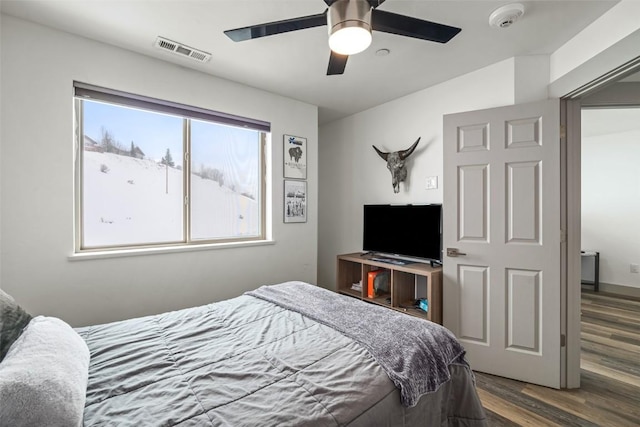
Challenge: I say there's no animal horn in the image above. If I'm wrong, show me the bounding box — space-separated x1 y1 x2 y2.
398 137 421 160
372 145 389 161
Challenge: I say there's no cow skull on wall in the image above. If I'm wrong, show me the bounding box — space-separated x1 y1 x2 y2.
372 137 421 193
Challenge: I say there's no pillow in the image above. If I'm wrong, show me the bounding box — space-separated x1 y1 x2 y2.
0 288 33 362
0 316 90 427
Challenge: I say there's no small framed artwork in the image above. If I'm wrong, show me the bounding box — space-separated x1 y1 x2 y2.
284 180 307 223
283 134 307 179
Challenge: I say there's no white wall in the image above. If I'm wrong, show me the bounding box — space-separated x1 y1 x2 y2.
0 15 318 326
581 115 640 289
317 59 517 288
549 1 640 98
550 0 640 83
514 55 549 103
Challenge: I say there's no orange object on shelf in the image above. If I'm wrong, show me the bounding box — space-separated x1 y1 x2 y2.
367 270 380 298
367 269 389 298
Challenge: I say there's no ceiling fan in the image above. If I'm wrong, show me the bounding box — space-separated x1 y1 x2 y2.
224 0 461 75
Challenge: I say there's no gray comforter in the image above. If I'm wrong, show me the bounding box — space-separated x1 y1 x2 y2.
77 282 487 426
248 281 466 407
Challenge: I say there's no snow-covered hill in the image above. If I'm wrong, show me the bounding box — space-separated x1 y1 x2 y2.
82 151 259 248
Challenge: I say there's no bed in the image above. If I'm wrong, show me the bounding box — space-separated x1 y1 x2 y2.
0 281 487 426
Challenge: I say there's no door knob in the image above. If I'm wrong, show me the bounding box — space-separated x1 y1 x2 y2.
447 248 467 257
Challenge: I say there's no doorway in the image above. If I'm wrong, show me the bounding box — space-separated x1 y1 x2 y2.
580 105 640 296
564 65 640 388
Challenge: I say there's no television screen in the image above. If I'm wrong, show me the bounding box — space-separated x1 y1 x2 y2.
363 204 442 263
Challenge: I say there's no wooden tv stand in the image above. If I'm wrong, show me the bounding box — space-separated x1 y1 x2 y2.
336 253 443 324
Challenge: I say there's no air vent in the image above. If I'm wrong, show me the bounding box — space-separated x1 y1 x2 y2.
154 37 211 63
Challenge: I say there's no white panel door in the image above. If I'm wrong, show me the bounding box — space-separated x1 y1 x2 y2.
443 100 561 388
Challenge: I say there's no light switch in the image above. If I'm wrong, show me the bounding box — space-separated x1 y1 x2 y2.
426 176 438 190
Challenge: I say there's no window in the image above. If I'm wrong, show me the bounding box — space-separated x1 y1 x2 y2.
74 83 269 252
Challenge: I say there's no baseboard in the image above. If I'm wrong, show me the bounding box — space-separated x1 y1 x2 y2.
582 282 640 299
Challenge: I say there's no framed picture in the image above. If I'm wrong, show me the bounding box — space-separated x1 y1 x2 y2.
284 180 307 223
283 134 307 179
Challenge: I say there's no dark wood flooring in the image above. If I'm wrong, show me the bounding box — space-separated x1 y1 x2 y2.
474 290 640 426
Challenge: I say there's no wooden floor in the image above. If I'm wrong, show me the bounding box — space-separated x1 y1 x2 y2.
474 290 640 426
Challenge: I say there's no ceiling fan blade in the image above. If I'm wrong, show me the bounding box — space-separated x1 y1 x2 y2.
225 12 327 42
367 0 387 8
327 51 348 75
372 9 461 43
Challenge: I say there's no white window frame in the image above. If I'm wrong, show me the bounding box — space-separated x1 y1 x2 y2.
73 82 269 253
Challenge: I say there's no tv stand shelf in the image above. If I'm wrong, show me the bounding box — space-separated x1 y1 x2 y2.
336 253 443 324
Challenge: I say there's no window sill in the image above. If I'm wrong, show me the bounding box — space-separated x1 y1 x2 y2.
68 239 276 261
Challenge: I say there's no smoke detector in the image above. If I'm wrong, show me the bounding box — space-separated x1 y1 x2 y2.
489 3 525 28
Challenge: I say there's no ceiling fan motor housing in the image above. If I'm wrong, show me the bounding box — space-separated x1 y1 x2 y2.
328 0 373 37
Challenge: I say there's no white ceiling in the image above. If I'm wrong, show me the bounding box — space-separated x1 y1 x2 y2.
0 0 619 124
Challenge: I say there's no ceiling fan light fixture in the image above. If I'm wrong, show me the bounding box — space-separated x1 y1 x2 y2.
329 25 372 55
328 0 373 55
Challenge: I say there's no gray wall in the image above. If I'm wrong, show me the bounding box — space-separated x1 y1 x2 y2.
0 15 318 327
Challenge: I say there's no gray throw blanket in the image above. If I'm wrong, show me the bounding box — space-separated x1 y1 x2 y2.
247 281 467 407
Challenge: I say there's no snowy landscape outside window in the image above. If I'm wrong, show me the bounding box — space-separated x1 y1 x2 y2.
74 83 268 252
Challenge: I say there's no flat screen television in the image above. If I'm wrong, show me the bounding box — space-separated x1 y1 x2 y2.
363 204 442 264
